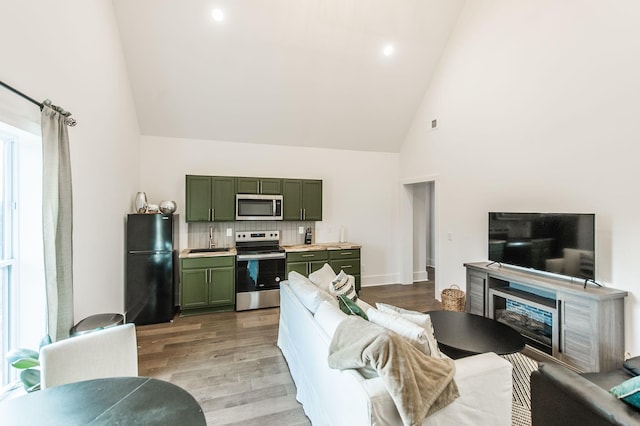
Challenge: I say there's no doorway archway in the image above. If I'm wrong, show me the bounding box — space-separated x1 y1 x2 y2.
400 177 438 285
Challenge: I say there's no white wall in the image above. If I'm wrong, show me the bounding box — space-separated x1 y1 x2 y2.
2 0 141 325
400 0 640 354
139 136 400 285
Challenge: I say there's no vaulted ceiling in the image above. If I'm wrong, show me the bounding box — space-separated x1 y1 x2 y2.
112 0 464 152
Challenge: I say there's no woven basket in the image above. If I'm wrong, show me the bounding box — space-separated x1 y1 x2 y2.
441 284 466 312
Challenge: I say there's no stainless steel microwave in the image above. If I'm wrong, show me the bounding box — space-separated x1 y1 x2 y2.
236 194 283 221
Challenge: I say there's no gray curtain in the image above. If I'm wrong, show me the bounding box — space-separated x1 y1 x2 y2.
41 103 74 342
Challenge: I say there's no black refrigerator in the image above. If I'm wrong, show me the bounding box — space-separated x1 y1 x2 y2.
126 213 178 325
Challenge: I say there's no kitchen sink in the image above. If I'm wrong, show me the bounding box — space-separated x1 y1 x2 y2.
188 248 231 253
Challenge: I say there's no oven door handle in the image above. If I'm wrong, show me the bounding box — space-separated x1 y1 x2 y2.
237 253 286 261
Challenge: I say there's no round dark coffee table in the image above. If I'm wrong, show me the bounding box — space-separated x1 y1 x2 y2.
428 310 524 358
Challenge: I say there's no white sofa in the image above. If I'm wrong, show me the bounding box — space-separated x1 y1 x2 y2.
277 280 513 425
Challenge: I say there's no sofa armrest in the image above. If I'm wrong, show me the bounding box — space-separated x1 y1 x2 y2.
426 352 512 426
624 356 640 376
531 363 640 426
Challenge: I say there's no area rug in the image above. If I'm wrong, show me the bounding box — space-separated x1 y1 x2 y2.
501 352 539 426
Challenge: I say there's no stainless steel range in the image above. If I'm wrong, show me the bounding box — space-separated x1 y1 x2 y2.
235 231 286 311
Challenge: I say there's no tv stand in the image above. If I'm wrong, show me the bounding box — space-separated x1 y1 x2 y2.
464 262 627 373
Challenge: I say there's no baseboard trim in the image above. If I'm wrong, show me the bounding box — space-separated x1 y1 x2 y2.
413 271 429 282
361 273 400 287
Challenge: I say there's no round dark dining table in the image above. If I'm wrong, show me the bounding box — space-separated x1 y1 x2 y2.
0 376 206 425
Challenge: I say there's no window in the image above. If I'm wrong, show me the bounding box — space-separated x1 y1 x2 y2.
0 121 44 387
0 132 16 386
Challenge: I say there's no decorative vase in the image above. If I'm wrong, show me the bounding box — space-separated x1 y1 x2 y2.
135 192 148 213
159 200 177 214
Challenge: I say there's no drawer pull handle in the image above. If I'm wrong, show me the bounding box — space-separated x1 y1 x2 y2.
341 252 351 255
302 254 314 257
342 265 352 268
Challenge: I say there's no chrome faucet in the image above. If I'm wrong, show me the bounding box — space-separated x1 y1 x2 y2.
209 226 215 248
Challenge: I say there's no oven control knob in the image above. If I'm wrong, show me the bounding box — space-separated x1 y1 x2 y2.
275 277 281 282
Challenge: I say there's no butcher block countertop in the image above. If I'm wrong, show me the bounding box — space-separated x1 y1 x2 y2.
281 242 361 252
180 242 360 258
179 248 237 258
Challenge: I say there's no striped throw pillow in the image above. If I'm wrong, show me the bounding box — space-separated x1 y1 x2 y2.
330 270 358 302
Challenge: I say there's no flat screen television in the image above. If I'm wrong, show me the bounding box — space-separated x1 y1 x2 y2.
488 212 595 280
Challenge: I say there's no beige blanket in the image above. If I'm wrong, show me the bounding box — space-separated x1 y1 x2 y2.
328 316 459 426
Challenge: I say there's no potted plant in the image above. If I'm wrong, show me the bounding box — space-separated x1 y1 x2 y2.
6 335 51 392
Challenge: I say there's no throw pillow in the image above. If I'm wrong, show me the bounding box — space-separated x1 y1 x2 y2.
337 294 368 320
315 301 347 338
330 270 358 302
308 263 336 293
376 303 442 357
366 308 432 355
288 271 336 313
610 376 640 409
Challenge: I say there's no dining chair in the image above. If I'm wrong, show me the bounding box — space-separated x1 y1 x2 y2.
40 323 138 389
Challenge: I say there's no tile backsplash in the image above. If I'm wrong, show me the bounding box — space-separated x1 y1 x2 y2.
188 221 316 248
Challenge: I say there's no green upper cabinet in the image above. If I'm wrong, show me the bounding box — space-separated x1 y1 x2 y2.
282 179 322 221
302 180 323 221
185 175 212 222
185 175 236 222
236 177 282 195
282 179 303 220
187 175 321 222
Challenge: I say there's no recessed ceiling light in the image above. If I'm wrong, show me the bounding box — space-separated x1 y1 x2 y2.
212 8 224 22
383 44 394 57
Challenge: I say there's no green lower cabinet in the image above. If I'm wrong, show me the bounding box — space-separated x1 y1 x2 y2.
180 256 235 315
286 261 309 277
286 250 328 277
329 249 361 292
285 248 361 292
208 268 235 306
181 269 210 309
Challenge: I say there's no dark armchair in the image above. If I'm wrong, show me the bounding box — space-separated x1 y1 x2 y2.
531 360 640 426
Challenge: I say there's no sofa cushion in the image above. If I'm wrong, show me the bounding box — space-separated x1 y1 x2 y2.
366 308 432 355
330 270 358 301
315 300 347 338
288 271 336 313
338 294 368 320
610 376 640 409
376 303 441 357
308 263 336 293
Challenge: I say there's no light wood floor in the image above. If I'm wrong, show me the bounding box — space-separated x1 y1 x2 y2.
136 278 440 425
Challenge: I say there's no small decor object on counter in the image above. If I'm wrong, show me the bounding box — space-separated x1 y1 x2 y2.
146 204 159 213
159 200 177 214
134 192 148 213
441 284 465 312
304 227 312 244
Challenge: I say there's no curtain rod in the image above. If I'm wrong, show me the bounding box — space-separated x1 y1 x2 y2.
0 80 77 126
0 80 44 109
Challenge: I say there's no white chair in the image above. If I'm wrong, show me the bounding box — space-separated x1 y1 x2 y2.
40 323 138 389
